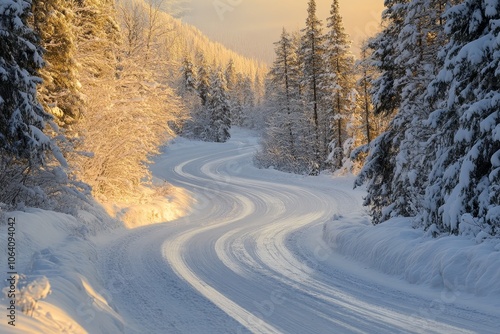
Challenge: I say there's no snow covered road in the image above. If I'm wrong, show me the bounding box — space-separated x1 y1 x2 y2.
97 131 499 334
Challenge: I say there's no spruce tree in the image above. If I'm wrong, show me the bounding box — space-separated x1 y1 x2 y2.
354 0 408 223
0 0 75 207
0 0 49 165
230 72 245 126
32 0 82 125
356 0 448 224
256 28 304 172
238 75 256 127
300 0 326 172
225 58 239 124
180 53 197 95
272 28 296 155
324 0 357 169
207 68 231 143
225 58 236 92
423 0 500 235
369 0 406 117
356 42 376 146
196 52 210 106
388 0 449 221
257 25 330 174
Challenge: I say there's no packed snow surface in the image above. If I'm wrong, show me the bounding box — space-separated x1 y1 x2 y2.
1 128 499 333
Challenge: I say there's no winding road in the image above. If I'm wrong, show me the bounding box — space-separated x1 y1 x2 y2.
97 130 499 334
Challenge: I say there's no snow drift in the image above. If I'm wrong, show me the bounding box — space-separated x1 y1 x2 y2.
0 207 124 334
323 216 500 299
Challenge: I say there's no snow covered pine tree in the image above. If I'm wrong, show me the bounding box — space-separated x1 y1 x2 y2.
324 0 357 170
32 0 82 125
256 28 303 172
423 0 500 236
354 0 409 224
300 0 327 173
356 0 447 224
0 0 56 205
207 68 231 143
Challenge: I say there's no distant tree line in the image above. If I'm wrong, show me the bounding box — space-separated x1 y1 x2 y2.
179 54 261 142
256 0 385 175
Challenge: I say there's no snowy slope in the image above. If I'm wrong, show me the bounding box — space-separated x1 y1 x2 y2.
323 217 500 297
0 208 125 333
1 128 499 333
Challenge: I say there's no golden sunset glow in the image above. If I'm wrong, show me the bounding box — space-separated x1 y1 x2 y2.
184 0 385 61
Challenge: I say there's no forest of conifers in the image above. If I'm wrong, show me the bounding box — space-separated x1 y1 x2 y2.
257 0 499 237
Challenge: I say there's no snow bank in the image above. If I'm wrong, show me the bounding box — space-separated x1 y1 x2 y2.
0 174 191 333
323 216 500 298
102 184 192 228
0 207 124 333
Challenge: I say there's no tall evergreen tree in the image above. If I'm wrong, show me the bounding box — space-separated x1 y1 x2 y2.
324 0 357 169
354 42 391 146
32 0 82 125
356 42 376 146
256 28 308 173
225 58 239 124
0 0 49 165
238 74 256 127
356 0 448 224
388 0 449 220
0 0 74 207
196 52 210 106
300 0 326 172
355 0 409 223
272 28 297 155
422 0 500 235
225 58 236 92
369 0 407 117
230 72 244 126
180 53 197 95
207 67 231 142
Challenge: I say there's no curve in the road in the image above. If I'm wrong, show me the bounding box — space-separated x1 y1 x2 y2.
99 135 499 334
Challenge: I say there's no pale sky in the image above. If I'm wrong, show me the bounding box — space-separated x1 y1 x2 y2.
183 0 384 64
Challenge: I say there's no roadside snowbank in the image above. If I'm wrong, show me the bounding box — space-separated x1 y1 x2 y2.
102 184 192 228
0 169 192 333
323 215 500 298
0 207 125 333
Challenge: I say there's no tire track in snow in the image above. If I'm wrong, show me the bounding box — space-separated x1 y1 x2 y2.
162 137 491 334
99 133 498 334
163 147 282 333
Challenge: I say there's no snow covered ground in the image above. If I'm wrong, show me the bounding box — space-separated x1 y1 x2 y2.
1 128 499 333
324 217 500 297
